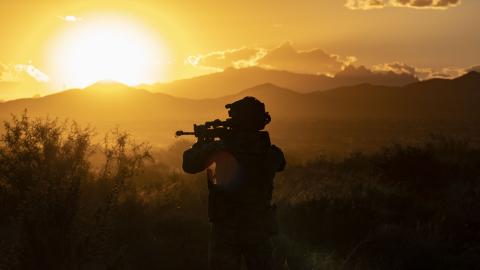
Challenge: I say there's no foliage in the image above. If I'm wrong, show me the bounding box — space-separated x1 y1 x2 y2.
0 113 151 269
1 114 479 269
275 135 480 269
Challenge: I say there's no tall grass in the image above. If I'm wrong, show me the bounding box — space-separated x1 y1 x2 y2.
1 114 479 269
275 135 480 269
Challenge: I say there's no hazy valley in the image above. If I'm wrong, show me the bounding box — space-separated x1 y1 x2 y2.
1 68 479 157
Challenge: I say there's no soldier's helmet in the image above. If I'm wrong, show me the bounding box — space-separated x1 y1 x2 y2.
225 96 271 131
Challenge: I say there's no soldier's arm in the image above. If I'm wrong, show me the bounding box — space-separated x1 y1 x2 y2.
182 142 220 174
270 145 286 172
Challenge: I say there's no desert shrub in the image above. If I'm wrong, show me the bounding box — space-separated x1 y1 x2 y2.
1 113 479 270
0 113 151 270
275 135 480 269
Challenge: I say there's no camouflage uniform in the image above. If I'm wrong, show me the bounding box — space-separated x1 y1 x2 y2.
183 130 285 270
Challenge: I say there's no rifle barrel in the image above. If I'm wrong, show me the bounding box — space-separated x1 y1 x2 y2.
175 130 195 137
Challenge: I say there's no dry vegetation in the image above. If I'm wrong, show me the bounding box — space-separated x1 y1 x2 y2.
1 114 479 269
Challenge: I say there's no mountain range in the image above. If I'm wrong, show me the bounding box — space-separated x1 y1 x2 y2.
0 71 478 152
0 70 477 122
141 66 419 99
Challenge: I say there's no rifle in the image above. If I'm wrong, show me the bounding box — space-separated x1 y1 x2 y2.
175 119 232 143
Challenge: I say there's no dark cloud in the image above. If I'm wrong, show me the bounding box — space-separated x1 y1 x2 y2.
341 62 476 84
466 65 480 73
372 61 469 80
346 0 461 10
392 0 461 9
335 65 418 86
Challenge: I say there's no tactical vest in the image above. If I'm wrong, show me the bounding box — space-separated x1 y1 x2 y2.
207 131 277 235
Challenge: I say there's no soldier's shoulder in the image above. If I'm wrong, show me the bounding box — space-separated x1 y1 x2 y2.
270 144 284 154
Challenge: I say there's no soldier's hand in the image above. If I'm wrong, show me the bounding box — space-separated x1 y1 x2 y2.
192 141 224 153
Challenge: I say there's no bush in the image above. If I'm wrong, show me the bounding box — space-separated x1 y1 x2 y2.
0 113 151 269
1 113 479 269
275 135 480 269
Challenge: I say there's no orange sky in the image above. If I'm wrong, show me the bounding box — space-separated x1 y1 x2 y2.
0 0 478 97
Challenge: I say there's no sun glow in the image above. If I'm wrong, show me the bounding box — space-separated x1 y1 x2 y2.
49 15 169 88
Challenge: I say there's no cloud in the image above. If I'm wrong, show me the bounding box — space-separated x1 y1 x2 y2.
0 63 15 82
391 0 461 9
58 15 82 23
0 63 51 101
372 62 418 76
185 47 266 70
336 65 418 86
15 64 50 82
186 42 356 75
372 61 468 80
257 42 357 75
345 0 386 10
466 65 480 73
419 67 465 79
0 63 49 83
345 0 461 10
184 44 476 82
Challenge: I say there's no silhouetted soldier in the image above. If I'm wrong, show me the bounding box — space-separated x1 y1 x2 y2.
182 97 286 270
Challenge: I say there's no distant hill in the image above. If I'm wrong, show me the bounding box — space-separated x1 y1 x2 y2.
233 72 479 120
0 81 208 123
141 66 418 99
1 71 478 121
0 80 51 102
304 71 480 120
0 71 478 150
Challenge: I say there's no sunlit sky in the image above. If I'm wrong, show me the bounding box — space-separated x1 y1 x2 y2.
0 0 479 94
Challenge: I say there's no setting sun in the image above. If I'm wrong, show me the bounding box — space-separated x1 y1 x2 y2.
48 15 169 88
